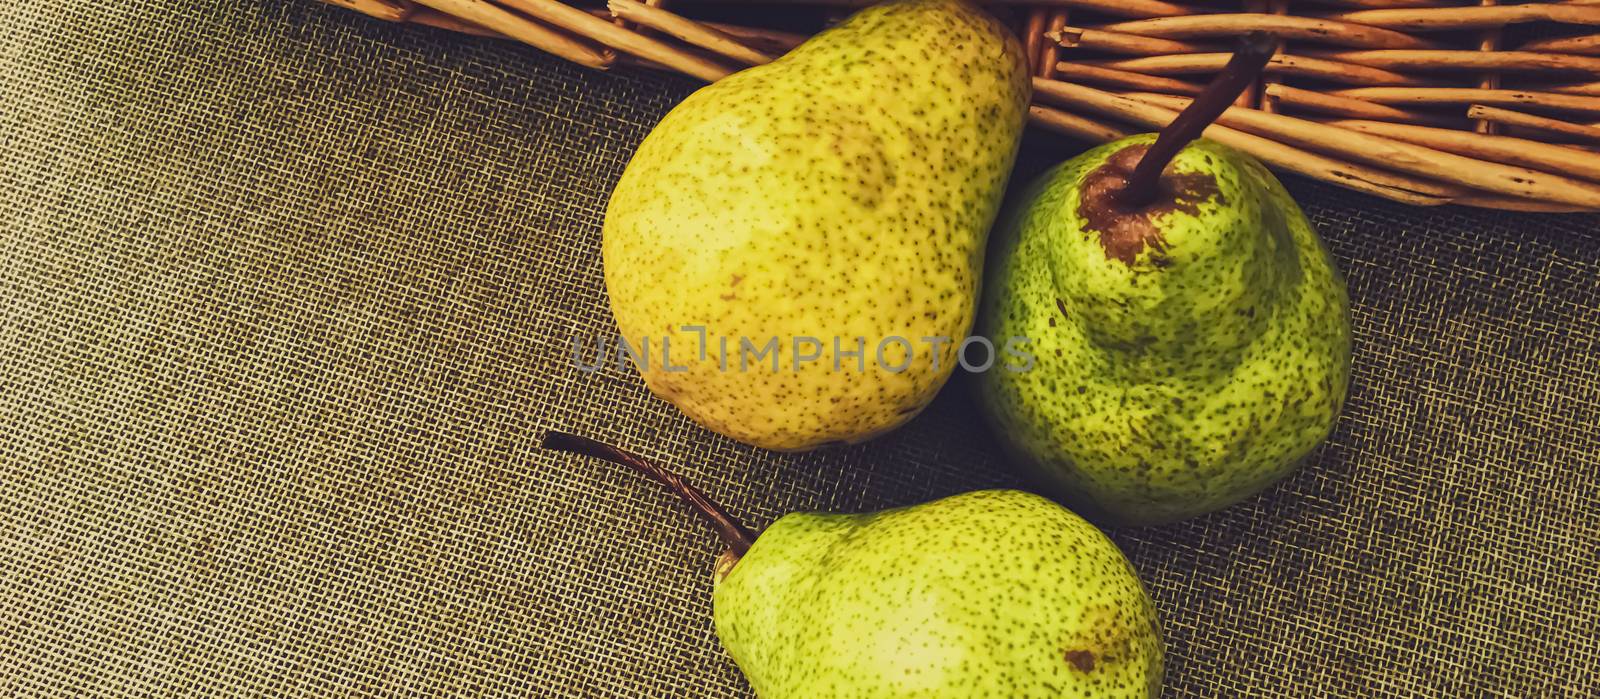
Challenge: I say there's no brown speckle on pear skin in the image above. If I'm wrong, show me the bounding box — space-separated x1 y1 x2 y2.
1077 145 1223 267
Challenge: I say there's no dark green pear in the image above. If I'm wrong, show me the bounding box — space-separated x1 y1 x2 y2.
543 432 1163 698
977 37 1352 526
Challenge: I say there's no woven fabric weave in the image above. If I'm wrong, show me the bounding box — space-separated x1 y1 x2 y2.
2 2 1597 697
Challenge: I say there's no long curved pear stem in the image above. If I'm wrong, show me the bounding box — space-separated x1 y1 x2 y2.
542 431 756 556
1119 32 1277 208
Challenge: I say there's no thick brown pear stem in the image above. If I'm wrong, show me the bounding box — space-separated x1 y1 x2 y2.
1118 32 1277 208
542 431 756 556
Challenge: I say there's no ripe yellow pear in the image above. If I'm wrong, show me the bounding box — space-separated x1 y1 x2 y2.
602 0 1030 451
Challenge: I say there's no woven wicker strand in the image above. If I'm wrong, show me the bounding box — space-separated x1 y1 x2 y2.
323 0 1600 212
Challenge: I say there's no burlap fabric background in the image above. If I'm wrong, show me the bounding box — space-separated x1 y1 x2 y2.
3 1 1597 697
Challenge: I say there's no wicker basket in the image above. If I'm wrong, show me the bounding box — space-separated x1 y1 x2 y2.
325 0 1600 212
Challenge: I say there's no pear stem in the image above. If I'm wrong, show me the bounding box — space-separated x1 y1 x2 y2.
1118 32 1277 208
542 431 756 556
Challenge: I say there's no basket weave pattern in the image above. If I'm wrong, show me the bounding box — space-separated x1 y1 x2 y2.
325 0 1600 212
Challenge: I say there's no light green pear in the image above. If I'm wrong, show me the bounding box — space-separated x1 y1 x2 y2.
977 39 1352 525
715 490 1163 698
544 432 1164 698
603 0 1030 451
